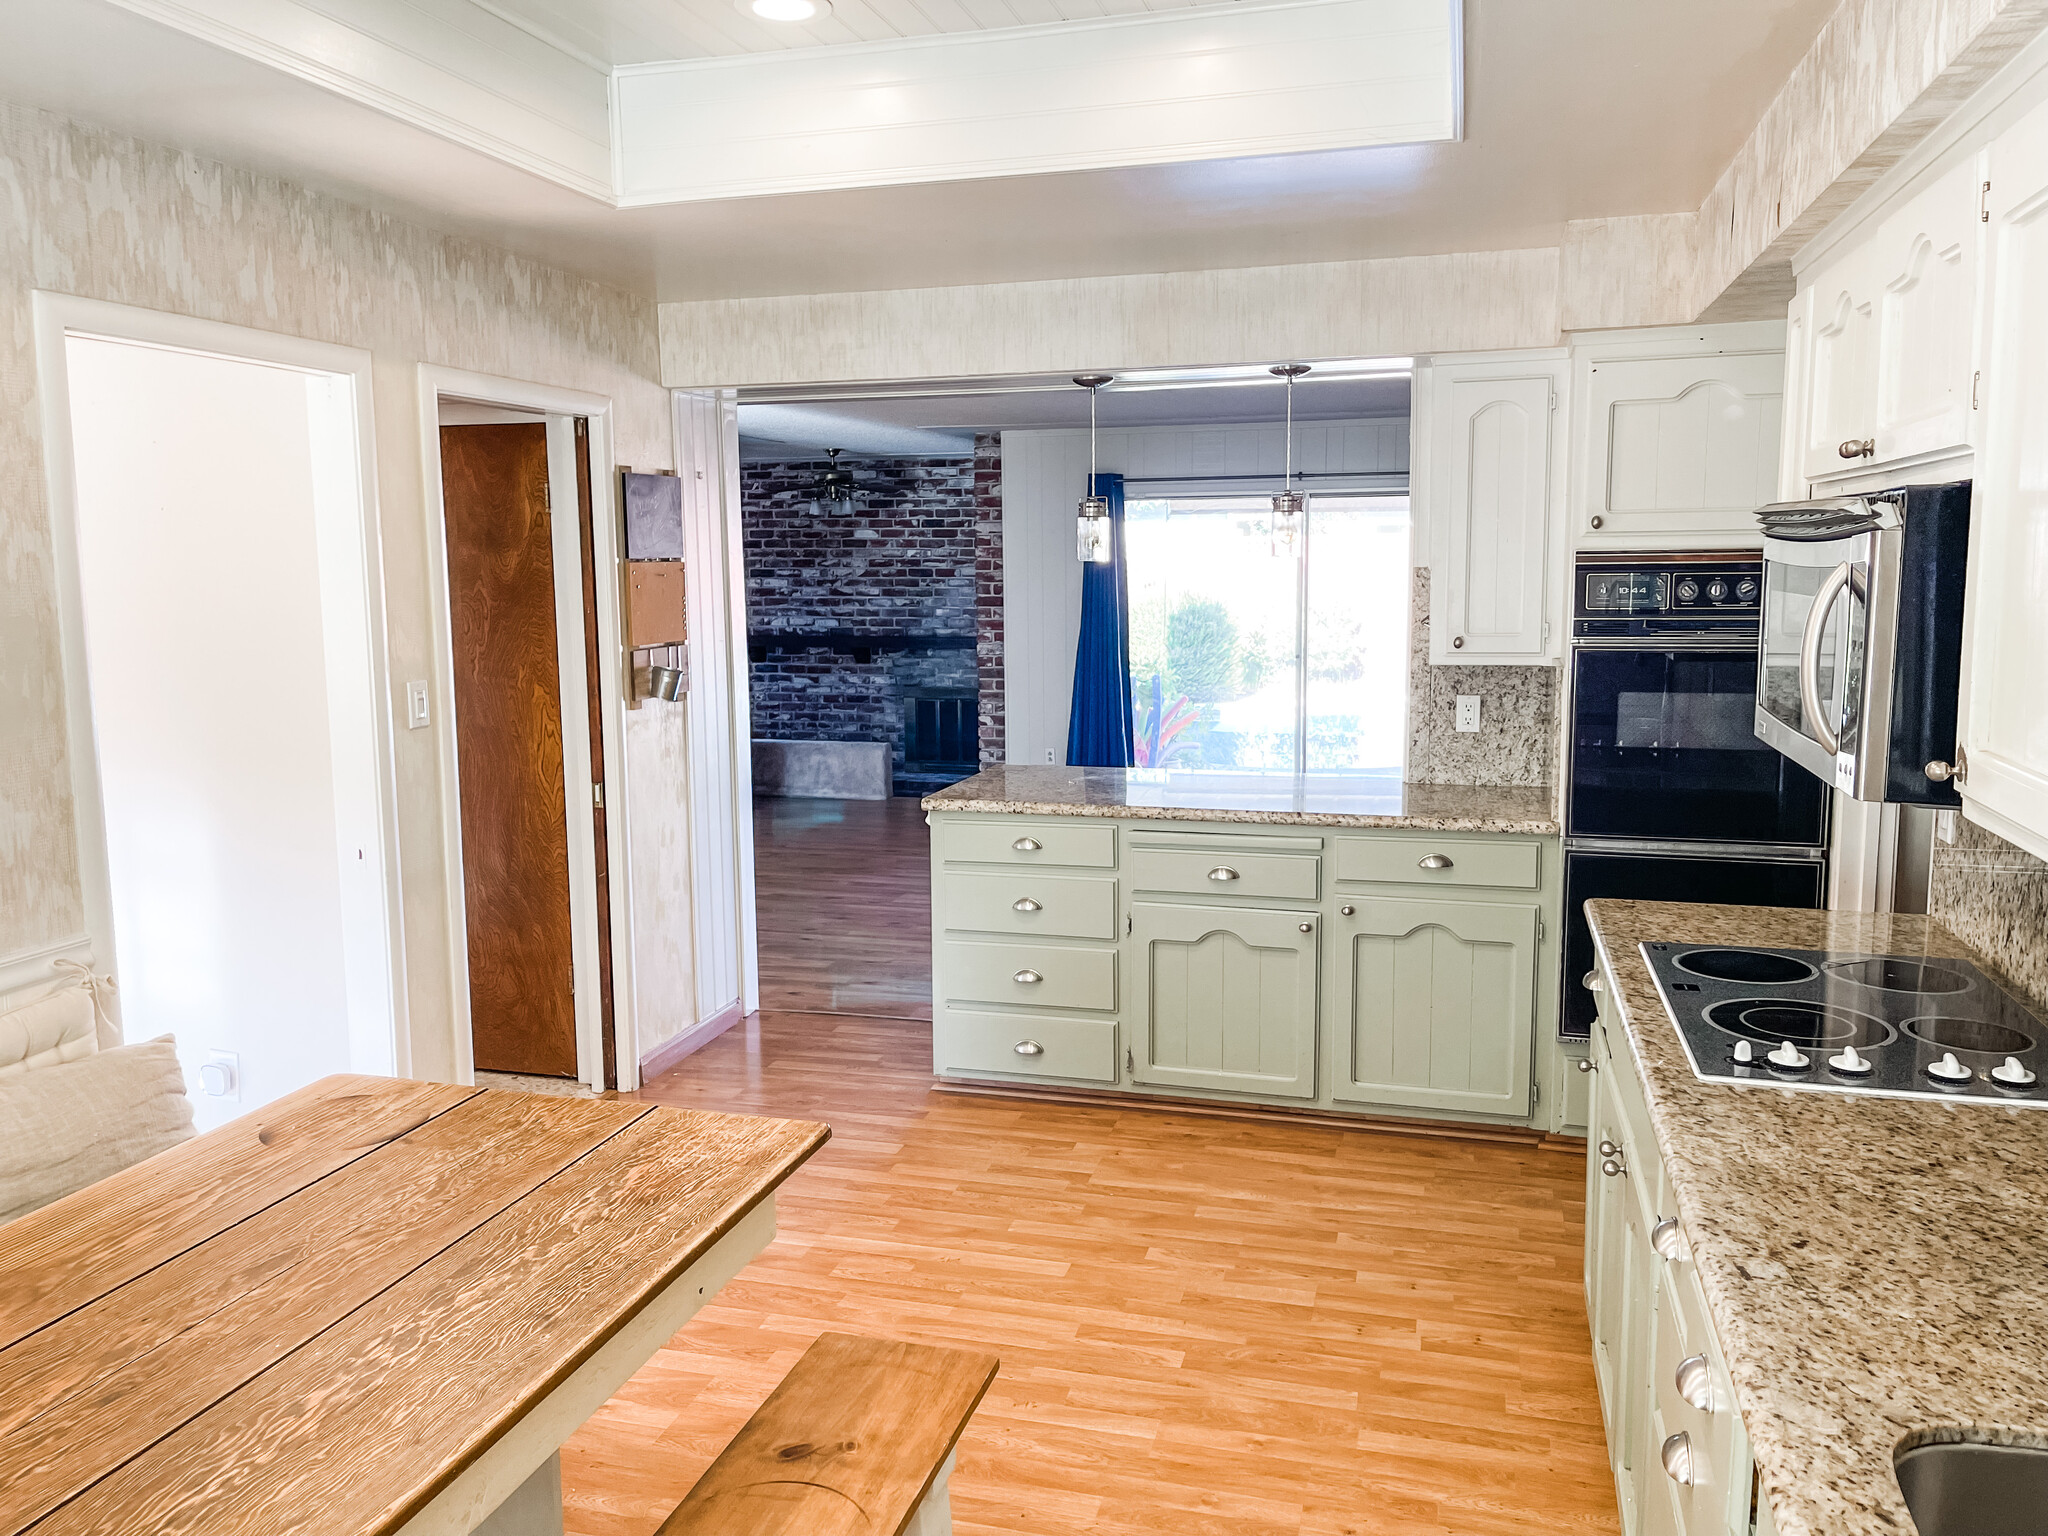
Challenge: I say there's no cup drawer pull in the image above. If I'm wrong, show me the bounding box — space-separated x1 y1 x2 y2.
1013 1039 1044 1057
1012 897 1042 912
1012 837 1042 852
1013 969 1043 985
1675 1354 1715 1414
1208 866 1241 882
1418 853 1454 870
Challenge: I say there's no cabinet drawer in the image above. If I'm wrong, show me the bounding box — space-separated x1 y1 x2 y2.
1125 847 1319 902
941 819 1115 868
1653 1265 1740 1532
936 1009 1116 1083
940 871 1117 939
940 939 1116 1012
1335 835 1539 890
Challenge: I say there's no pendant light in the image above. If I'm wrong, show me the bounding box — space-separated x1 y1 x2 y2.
1270 363 1310 557
1074 373 1115 563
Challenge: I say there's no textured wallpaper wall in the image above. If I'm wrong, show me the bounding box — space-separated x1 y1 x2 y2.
0 101 684 1077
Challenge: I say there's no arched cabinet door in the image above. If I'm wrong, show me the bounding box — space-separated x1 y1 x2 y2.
1328 895 1536 1116
1126 902 1318 1099
1575 353 1784 547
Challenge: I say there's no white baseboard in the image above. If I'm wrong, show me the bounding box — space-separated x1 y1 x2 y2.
638 1001 745 1083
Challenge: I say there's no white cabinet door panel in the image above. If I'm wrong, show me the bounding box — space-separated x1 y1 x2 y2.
1578 352 1782 547
1874 156 1982 464
1429 362 1562 663
1966 104 2048 862
1801 252 1879 481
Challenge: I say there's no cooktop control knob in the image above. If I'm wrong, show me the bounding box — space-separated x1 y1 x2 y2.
1992 1056 2038 1087
1732 1040 1755 1064
1677 578 1700 602
1736 576 1759 601
1707 579 1729 602
1927 1051 1974 1084
1828 1045 1875 1076
1766 1040 1811 1071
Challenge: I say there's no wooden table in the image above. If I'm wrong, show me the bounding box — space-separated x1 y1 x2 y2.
0 1075 828 1536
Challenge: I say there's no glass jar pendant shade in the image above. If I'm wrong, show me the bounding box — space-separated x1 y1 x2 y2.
1074 373 1115 563
1270 363 1310 557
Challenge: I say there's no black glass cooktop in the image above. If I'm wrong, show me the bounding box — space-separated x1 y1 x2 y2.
1641 942 2048 1106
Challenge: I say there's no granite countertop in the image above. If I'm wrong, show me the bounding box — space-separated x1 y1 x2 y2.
1585 900 2048 1536
920 766 1560 835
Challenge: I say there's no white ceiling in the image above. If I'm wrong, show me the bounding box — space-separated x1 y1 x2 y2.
0 0 1841 302
489 0 1233 63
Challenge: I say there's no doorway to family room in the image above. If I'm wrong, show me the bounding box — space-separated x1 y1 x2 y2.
39 303 400 1131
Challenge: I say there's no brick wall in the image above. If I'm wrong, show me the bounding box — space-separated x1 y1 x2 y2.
742 452 985 786
973 433 1004 764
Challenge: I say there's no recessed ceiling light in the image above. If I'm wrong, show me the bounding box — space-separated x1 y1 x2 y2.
743 0 828 21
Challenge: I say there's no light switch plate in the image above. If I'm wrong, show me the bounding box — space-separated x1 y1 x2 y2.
406 680 431 729
1455 695 1481 733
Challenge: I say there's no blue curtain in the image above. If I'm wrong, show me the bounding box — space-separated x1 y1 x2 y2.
1066 472 1135 767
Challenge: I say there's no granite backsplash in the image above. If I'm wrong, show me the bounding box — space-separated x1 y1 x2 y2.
1405 568 1560 789
1929 816 2048 1012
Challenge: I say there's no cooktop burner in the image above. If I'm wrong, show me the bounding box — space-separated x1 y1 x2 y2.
1642 943 2047 1105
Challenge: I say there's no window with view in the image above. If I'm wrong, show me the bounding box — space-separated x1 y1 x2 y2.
1124 495 1410 775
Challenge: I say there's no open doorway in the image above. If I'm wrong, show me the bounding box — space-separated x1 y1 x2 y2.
35 298 400 1131
427 392 626 1092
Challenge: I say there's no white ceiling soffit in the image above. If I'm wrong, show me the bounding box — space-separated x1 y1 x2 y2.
614 0 1462 203
101 0 615 198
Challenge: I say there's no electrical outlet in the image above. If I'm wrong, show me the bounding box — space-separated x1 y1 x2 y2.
1455 695 1481 733
1045 748 1055 763
199 1050 240 1101
406 680 431 730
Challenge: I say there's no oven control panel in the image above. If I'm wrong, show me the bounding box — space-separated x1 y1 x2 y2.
1575 559 1762 637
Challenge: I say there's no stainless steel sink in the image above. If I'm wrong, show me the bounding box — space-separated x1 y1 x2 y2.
1897 1442 2048 1535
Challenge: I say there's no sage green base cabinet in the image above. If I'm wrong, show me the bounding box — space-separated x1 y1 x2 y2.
929 809 1577 1131
1585 956 1760 1536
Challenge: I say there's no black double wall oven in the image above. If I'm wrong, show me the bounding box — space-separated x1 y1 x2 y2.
1561 555 1831 1037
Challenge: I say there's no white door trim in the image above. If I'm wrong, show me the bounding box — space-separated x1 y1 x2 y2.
417 366 633 1090
30 291 408 1073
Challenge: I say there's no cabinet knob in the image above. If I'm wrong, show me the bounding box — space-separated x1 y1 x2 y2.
1588 514 1605 530
1598 1138 1620 1157
1418 853 1454 870
1012 897 1042 912
1451 635 1465 650
1575 1057 1596 1074
1651 1217 1691 1263
1207 866 1241 882
1675 1354 1715 1414
1601 1156 1627 1179
1838 437 1875 459
1013 1039 1044 1057
1298 922 1314 934
1013 969 1042 985
1012 836 1042 851
1660 1431 1695 1486
1924 759 1959 784
1340 904 1355 916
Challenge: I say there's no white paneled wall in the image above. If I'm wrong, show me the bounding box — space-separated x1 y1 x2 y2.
1001 419 1410 766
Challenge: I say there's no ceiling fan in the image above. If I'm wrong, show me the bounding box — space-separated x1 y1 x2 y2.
804 448 861 513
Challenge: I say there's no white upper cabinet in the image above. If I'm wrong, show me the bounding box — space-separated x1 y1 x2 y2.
1420 354 1567 665
1792 153 1986 484
1962 96 2048 861
1571 326 1786 549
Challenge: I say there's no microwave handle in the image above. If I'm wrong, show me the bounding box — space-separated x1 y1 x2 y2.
1798 559 1858 756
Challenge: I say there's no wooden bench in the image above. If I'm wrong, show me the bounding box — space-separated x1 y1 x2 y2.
657 1332 998 1536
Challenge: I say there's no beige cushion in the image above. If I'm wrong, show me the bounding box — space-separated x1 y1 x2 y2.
0 986 100 1078
0 1036 195 1225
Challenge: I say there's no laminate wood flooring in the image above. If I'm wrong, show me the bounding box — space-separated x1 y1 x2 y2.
752 795 935 1020
561 1012 1619 1536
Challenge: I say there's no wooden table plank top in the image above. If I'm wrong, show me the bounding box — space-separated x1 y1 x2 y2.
0 1076 828 1536
0 1075 477 1349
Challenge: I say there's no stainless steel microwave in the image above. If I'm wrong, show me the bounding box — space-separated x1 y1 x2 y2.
1752 482 1972 804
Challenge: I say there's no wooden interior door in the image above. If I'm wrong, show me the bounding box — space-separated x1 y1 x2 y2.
441 423 578 1077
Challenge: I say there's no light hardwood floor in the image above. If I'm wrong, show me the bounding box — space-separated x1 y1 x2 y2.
561 1008 1619 1536
752 795 934 1020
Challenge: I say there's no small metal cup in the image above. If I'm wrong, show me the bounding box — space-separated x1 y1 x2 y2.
645 664 685 702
